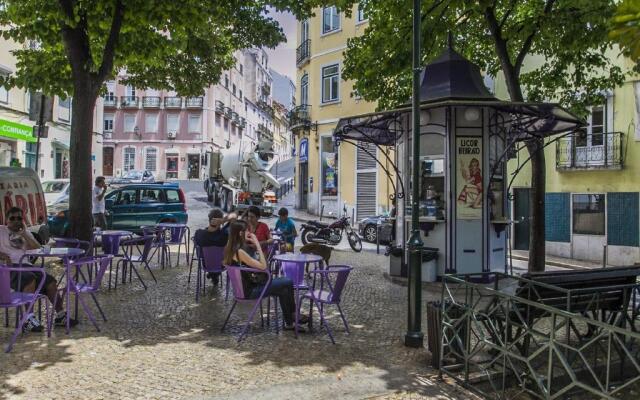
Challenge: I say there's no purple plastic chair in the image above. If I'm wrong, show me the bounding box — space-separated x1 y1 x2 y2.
163 225 190 268
114 235 157 290
142 226 169 269
51 255 113 332
0 264 49 353
301 265 353 344
194 245 228 302
221 265 279 342
187 235 197 284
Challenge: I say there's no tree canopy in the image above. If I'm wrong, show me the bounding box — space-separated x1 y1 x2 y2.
610 0 640 62
341 0 627 115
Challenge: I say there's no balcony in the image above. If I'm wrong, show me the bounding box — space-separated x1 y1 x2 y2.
239 117 246 128
257 100 274 117
296 39 311 66
288 104 312 132
215 100 225 113
556 131 624 170
186 97 203 108
258 123 273 141
224 107 233 119
120 96 139 108
261 82 271 96
103 95 117 107
142 96 161 108
164 96 182 108
231 112 239 125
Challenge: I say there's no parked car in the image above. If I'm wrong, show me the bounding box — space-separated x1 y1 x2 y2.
48 183 187 237
0 167 50 243
42 179 70 206
358 215 394 244
109 170 155 185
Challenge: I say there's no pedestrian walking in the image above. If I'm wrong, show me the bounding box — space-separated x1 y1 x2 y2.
92 176 108 230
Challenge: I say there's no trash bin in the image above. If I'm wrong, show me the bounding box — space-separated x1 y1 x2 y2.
426 300 468 369
421 247 439 282
388 245 405 277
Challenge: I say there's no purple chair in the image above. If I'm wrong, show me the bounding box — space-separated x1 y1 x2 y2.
301 265 353 344
187 235 198 284
194 245 228 302
221 265 279 342
142 226 170 269
114 235 157 290
52 237 93 257
51 255 113 332
0 264 49 353
163 225 190 268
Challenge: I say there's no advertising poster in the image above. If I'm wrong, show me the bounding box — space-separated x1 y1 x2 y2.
322 152 337 195
456 136 483 220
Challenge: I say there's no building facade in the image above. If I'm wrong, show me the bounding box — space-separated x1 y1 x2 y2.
271 69 296 111
504 56 640 265
292 5 394 219
0 37 103 181
272 101 293 162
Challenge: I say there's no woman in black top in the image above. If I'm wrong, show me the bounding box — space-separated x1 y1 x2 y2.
223 221 306 330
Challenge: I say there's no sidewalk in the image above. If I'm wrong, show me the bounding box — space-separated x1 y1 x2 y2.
511 249 609 270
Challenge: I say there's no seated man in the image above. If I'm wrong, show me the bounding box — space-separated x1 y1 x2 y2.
194 208 235 284
0 207 78 332
274 207 297 252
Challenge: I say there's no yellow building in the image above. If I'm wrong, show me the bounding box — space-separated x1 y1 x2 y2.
291 5 394 222
503 56 640 265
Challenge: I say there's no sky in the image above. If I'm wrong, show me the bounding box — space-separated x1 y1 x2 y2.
265 10 297 82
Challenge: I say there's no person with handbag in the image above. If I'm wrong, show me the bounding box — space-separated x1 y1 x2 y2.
223 220 307 331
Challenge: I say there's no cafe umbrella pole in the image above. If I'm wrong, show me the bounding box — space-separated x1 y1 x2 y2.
404 0 424 348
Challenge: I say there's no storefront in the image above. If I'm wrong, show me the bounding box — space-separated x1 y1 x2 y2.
0 118 36 167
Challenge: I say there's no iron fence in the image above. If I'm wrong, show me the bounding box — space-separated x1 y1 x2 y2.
556 131 624 170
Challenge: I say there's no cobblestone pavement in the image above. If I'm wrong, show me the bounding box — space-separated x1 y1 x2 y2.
0 247 475 400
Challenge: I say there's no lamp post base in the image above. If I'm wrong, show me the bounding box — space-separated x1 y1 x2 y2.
404 331 424 348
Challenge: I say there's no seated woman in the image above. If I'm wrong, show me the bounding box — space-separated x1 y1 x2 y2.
223 220 307 331
244 206 272 255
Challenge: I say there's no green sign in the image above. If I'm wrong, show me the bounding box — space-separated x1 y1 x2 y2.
0 119 36 143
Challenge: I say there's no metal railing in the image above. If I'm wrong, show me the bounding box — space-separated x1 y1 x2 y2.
185 97 203 108
142 96 161 108
296 39 311 66
215 100 225 113
438 272 640 399
120 96 138 108
289 104 312 131
224 107 232 118
556 131 624 170
103 96 117 107
164 97 182 108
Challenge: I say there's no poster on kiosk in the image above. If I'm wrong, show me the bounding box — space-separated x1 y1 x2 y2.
456 137 483 220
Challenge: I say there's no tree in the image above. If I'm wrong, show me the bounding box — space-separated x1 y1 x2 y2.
610 0 640 62
0 0 315 241
339 0 626 272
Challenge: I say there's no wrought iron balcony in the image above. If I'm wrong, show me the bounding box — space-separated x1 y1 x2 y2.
296 39 311 66
120 96 139 108
239 117 246 128
231 112 239 125
215 100 225 113
164 96 182 108
288 104 312 132
142 96 161 108
224 107 233 118
258 123 273 141
103 95 117 107
185 97 203 108
556 131 624 170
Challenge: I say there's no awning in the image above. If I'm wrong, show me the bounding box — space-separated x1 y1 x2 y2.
164 148 179 155
51 138 70 150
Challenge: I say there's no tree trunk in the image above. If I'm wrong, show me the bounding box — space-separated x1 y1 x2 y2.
526 139 546 272
68 78 99 241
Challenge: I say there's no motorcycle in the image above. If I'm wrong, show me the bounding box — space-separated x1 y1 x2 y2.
300 207 362 252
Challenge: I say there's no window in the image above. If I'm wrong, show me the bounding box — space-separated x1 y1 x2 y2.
322 6 340 34
232 84 236 96
321 136 338 196
25 142 37 170
215 114 221 127
58 97 71 121
300 73 309 105
239 89 243 100
0 85 8 103
123 148 136 172
357 4 367 22
240 64 243 75
145 113 158 133
166 190 180 203
140 188 161 203
116 188 137 205
145 147 157 172
103 114 114 132
577 106 605 147
166 114 179 134
321 64 339 103
124 114 136 132
225 74 229 88
224 119 229 132
125 85 135 97
573 194 605 235
188 114 201 133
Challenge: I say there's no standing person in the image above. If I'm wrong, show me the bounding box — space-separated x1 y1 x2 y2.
274 207 297 252
194 208 235 284
0 207 78 331
92 176 108 230
223 221 307 331
244 205 272 254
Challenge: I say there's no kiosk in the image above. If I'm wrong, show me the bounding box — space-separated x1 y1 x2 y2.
334 46 584 279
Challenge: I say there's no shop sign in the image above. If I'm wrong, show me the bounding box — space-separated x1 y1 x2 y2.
0 119 36 143
456 136 482 220
299 138 308 162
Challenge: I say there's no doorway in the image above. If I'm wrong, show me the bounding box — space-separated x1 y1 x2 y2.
513 188 531 250
299 162 308 209
188 154 200 179
166 156 178 179
103 147 114 176
55 151 63 179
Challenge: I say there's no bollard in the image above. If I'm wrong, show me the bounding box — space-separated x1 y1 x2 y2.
603 244 607 268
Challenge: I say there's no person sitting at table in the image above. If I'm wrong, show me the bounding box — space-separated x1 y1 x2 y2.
0 207 78 332
223 220 307 331
194 208 236 284
244 206 272 254
274 207 297 252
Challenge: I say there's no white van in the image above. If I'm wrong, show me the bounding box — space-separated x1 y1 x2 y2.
0 167 50 243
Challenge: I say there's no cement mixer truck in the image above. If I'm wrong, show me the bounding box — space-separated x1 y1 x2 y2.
204 139 281 216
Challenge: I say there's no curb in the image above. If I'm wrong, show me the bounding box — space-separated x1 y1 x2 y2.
511 254 594 270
